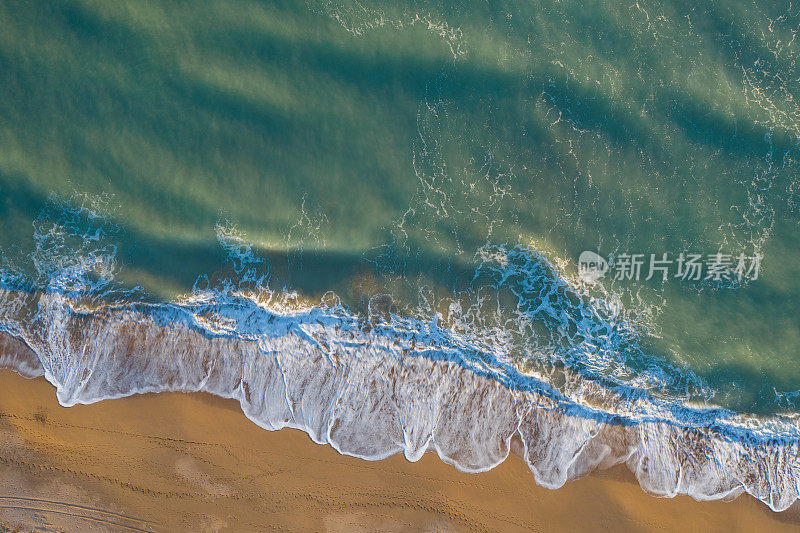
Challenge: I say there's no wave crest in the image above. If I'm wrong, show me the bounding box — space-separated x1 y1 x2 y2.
1 285 799 511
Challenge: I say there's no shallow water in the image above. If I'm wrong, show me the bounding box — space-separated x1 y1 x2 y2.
1 0 800 511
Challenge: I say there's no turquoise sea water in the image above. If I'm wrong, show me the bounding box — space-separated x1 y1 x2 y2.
2 0 800 510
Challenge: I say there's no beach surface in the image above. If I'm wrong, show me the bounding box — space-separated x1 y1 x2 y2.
0 370 797 532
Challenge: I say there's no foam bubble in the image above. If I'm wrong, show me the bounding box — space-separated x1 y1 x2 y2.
1 284 799 512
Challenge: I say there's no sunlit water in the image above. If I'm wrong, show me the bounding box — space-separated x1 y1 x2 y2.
1 0 800 510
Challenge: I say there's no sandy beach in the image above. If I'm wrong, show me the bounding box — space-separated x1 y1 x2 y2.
0 370 796 532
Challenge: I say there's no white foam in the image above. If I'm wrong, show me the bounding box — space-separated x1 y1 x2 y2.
1 200 798 512
1 285 798 512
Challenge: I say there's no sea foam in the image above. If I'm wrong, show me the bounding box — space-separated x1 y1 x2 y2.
0 200 798 512
0 283 799 512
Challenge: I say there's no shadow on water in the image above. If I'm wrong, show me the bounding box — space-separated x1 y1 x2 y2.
1 0 799 416
5 172 799 416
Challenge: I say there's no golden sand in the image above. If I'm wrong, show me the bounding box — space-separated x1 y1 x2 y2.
0 370 797 532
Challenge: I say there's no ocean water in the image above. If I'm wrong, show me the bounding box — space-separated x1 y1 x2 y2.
1 0 800 511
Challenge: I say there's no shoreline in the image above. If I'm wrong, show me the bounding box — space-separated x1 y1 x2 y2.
0 370 798 531
5 289 800 512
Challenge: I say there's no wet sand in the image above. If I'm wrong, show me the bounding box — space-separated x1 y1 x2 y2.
0 370 797 532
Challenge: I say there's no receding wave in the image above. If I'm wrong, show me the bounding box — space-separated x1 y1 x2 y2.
1 274 799 512
0 201 797 512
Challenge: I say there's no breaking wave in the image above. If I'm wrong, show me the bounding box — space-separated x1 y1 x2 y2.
0 200 799 512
